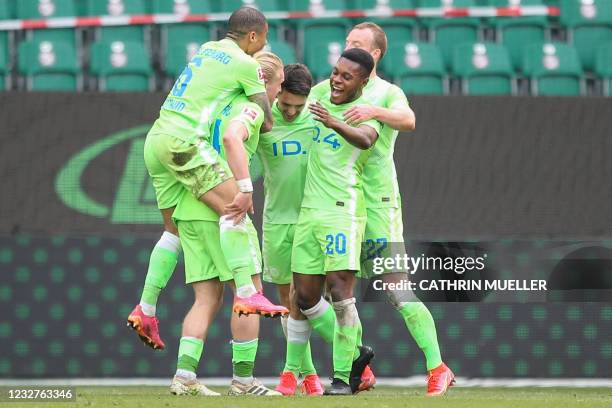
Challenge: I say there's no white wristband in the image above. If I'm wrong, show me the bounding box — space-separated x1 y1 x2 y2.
237 178 253 193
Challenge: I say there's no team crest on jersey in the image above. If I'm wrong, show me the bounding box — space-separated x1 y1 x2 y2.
242 107 259 121
257 67 265 82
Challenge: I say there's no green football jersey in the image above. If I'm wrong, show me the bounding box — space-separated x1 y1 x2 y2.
172 95 265 222
257 102 316 225
301 85 381 217
311 78 410 209
150 39 265 145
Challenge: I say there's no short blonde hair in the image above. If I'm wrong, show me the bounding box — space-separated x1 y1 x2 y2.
353 22 387 61
253 51 284 82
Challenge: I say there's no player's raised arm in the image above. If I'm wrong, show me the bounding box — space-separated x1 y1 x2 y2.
309 102 378 149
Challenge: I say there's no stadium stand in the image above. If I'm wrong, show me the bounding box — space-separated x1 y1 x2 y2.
0 32 8 90
522 42 583 96
89 39 153 91
0 0 609 95
88 0 147 42
452 42 514 95
491 0 549 70
561 0 612 72
18 38 80 90
594 41 612 97
419 0 481 67
265 39 297 64
382 42 447 94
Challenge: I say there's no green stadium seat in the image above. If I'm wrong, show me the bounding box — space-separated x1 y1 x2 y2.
0 32 8 90
153 0 213 14
490 0 548 70
75 0 88 15
17 1 79 44
163 26 209 80
594 42 612 96
154 1 212 60
0 0 13 19
368 16 417 45
452 42 514 94
90 40 153 91
18 39 80 91
265 40 297 64
522 42 583 96
354 0 414 10
17 0 77 18
293 1 350 77
561 0 612 71
215 0 282 12
88 0 147 42
383 42 446 94
419 0 481 68
289 0 349 11
305 39 345 81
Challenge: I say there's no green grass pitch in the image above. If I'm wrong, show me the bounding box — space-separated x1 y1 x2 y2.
6 386 611 408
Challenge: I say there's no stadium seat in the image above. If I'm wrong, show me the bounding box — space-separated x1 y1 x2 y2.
163 24 209 71
215 0 282 12
265 40 297 64
490 0 549 70
561 0 612 71
305 39 345 81
419 0 481 68
164 30 206 79
18 39 81 91
354 0 415 10
17 1 79 44
289 0 348 11
17 0 77 18
522 42 583 96
88 0 147 42
153 0 213 14
452 42 514 94
0 32 8 90
367 13 417 45
0 0 11 19
383 42 446 94
594 42 612 96
90 40 153 91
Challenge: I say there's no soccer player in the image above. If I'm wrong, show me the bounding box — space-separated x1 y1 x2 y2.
169 51 285 396
290 48 381 396
256 64 324 395
127 7 287 350
340 22 454 396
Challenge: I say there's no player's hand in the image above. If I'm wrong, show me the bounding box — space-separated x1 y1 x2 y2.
309 102 337 128
344 105 377 126
224 192 254 225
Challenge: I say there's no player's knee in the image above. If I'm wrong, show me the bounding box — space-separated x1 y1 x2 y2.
296 292 318 311
327 281 352 302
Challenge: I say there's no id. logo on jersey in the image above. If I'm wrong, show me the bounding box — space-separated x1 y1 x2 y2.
242 107 259 122
257 67 265 82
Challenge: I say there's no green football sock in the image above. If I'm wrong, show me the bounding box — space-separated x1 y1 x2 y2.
140 234 179 308
303 301 336 344
219 216 256 296
176 337 203 373
284 339 308 377
232 339 258 379
332 298 361 384
300 343 317 376
284 317 314 377
398 302 442 371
